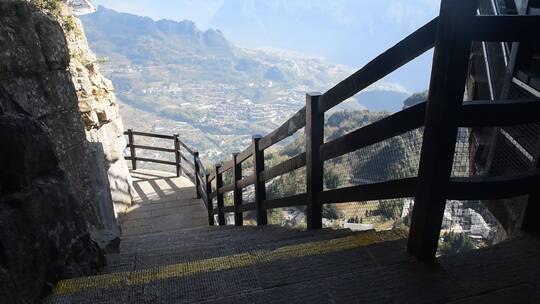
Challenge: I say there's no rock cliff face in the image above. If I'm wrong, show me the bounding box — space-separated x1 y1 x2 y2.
0 1 130 302
64 5 134 215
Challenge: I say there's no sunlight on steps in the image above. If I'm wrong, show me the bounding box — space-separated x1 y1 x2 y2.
120 169 208 236
50 229 407 295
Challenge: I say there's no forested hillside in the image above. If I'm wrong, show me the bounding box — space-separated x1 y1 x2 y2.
80 6 410 160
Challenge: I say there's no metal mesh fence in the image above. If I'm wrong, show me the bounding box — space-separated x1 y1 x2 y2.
451 128 472 177
242 210 257 226
434 198 511 257
265 167 306 200
241 159 253 178
329 198 412 232
242 184 255 205
323 127 423 189
268 207 307 229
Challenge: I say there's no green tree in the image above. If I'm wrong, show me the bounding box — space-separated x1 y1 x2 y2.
438 232 475 255
322 204 338 220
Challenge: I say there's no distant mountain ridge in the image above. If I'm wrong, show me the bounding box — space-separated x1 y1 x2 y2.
80 6 412 159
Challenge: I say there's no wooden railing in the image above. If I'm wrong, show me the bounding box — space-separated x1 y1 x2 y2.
121 1 540 260
123 129 203 199
198 0 540 260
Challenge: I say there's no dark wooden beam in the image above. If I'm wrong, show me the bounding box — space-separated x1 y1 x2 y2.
127 129 137 170
252 135 267 225
237 143 254 163
407 0 478 261
259 107 306 150
215 163 225 225
317 18 437 113
305 93 324 230
237 175 256 189
262 193 307 210
262 153 306 182
320 102 426 162
470 15 540 42
232 153 243 226
194 151 201 199
318 178 417 204
174 134 181 177
127 144 176 153
129 157 176 166
124 130 175 140
239 202 256 212
447 169 540 200
459 99 540 127
205 174 214 226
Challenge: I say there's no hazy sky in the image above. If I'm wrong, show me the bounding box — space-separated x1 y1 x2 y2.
93 0 225 28
92 0 442 92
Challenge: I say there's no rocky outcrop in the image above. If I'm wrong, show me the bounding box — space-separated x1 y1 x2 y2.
64 3 134 215
0 113 104 304
0 1 122 302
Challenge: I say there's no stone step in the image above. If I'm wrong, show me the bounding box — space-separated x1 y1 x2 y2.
102 227 357 274
44 229 407 304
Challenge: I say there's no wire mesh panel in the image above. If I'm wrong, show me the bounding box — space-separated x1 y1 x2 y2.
432 199 511 257
265 167 306 200
241 159 253 178
242 184 255 204
221 169 234 188
323 128 423 189
332 198 412 232
268 207 307 229
242 210 257 226
451 128 472 177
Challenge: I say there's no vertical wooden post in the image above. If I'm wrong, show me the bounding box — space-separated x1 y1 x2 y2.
194 151 201 199
232 152 243 226
174 134 181 177
252 135 268 225
127 129 137 170
215 163 225 226
522 151 540 233
305 92 324 230
407 0 477 260
206 174 214 226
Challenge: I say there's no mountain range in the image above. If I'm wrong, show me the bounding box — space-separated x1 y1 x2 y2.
80 6 412 159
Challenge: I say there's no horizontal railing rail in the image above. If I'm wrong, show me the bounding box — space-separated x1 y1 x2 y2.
123 129 204 200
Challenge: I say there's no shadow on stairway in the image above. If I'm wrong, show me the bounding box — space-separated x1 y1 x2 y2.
119 169 207 236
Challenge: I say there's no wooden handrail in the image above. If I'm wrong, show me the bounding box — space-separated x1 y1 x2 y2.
317 18 437 113
259 107 306 151
123 129 199 179
124 4 540 261
459 99 540 127
470 15 540 42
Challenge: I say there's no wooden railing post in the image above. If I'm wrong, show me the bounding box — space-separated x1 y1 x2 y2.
252 135 268 225
232 152 243 226
194 151 201 199
127 129 137 170
215 163 225 226
407 0 477 260
174 134 181 177
205 174 214 226
522 155 540 233
305 92 324 230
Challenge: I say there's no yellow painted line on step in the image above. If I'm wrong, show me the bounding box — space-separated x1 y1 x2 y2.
53 229 406 295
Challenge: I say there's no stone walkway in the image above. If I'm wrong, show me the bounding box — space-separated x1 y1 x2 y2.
120 169 207 236
44 169 540 303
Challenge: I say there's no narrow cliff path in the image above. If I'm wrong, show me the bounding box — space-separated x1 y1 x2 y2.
119 169 208 236
44 170 540 303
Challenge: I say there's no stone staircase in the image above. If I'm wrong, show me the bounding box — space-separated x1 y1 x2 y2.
43 170 540 303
